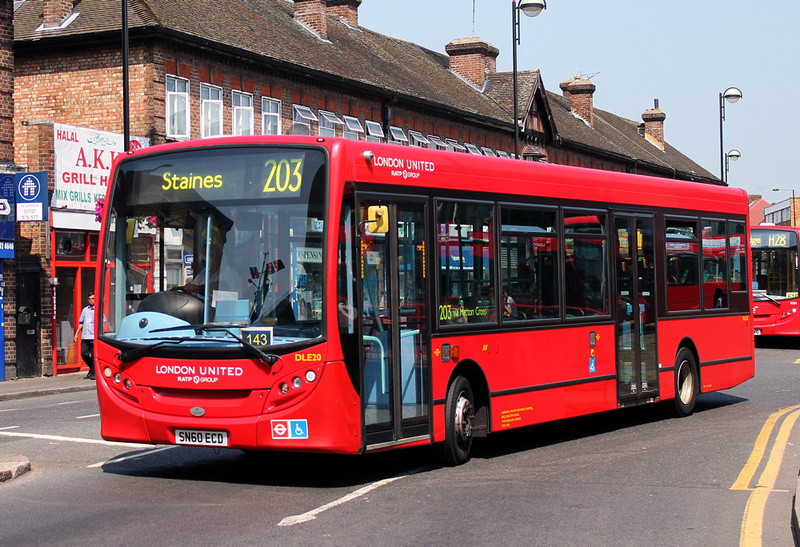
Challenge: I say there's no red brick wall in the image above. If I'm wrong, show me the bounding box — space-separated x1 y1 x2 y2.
0 0 12 164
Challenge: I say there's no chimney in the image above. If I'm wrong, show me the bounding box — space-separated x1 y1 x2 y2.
563 75 595 126
294 0 328 38
327 0 361 27
642 99 667 151
43 0 73 28
445 37 499 88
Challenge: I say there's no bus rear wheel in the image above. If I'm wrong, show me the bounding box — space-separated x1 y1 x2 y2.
439 375 474 466
673 348 699 417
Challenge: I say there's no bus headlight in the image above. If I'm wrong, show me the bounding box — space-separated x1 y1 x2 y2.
279 383 289 394
292 377 302 389
305 370 317 383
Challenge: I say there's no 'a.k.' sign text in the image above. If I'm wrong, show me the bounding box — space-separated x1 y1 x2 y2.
52 123 149 213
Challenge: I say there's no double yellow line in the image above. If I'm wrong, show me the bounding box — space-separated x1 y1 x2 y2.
731 404 800 546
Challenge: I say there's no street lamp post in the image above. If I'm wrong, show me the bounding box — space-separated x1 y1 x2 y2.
725 149 740 183
512 0 546 159
772 187 796 226
719 86 742 184
122 0 130 152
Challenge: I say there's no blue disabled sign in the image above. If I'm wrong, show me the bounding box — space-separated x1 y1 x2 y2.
16 172 48 222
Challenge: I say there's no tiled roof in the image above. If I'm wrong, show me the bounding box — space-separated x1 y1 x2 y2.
14 0 510 122
546 92 716 181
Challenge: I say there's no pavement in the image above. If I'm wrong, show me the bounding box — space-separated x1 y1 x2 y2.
0 372 96 483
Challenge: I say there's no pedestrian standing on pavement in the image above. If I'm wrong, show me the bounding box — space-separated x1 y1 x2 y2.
74 292 96 380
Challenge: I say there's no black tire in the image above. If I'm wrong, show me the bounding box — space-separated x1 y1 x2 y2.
439 375 475 466
673 348 699 417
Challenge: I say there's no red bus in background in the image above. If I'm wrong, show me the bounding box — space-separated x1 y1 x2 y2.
94 136 754 466
751 225 800 336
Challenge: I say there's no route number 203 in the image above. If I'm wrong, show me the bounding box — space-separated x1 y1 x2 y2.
263 158 303 194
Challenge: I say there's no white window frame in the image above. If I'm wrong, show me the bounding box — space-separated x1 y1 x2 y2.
481 146 496 157
262 97 282 135
388 126 408 145
465 143 482 155
427 135 447 150
496 150 511 159
200 83 223 139
166 75 190 140
318 110 344 137
365 120 384 143
232 91 254 136
408 130 429 148
342 115 364 140
293 105 318 135
446 139 467 153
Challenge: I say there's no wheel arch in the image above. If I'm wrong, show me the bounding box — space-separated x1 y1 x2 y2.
675 337 701 392
447 359 491 437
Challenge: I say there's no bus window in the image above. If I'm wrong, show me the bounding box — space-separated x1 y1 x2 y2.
702 219 728 309
564 212 608 317
729 221 747 292
437 201 495 325
500 207 559 320
666 219 700 311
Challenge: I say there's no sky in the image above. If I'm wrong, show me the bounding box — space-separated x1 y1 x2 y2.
359 0 798 202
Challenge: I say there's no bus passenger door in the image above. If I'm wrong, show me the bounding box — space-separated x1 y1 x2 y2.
359 198 430 448
614 215 658 405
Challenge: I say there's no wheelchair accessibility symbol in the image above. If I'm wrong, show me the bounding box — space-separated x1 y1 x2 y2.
271 419 309 439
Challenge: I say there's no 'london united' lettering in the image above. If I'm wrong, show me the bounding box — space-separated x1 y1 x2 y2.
373 156 435 172
155 365 243 377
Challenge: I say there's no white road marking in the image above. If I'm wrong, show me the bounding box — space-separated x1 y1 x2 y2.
0 430 154 448
0 425 19 430
76 413 100 419
0 408 19 413
277 470 422 527
88 446 176 468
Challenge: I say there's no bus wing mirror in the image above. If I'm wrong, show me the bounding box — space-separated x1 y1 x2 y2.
367 205 389 234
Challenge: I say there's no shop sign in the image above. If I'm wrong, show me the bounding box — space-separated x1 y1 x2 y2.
52 123 149 212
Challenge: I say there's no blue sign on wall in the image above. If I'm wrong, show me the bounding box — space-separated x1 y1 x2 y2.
16 172 48 222
0 175 14 259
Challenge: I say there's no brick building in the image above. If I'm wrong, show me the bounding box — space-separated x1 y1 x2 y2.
7 0 717 378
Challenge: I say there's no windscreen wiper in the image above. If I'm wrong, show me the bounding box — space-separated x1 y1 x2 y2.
753 293 782 307
119 338 191 363
136 324 281 365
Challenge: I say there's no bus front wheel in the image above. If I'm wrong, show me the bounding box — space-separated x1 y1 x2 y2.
439 375 474 466
673 348 699 417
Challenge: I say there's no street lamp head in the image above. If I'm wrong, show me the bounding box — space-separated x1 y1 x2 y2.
722 87 742 103
519 0 546 17
727 149 741 161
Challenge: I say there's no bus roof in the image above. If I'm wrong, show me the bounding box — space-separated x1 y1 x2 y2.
114 135 748 217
